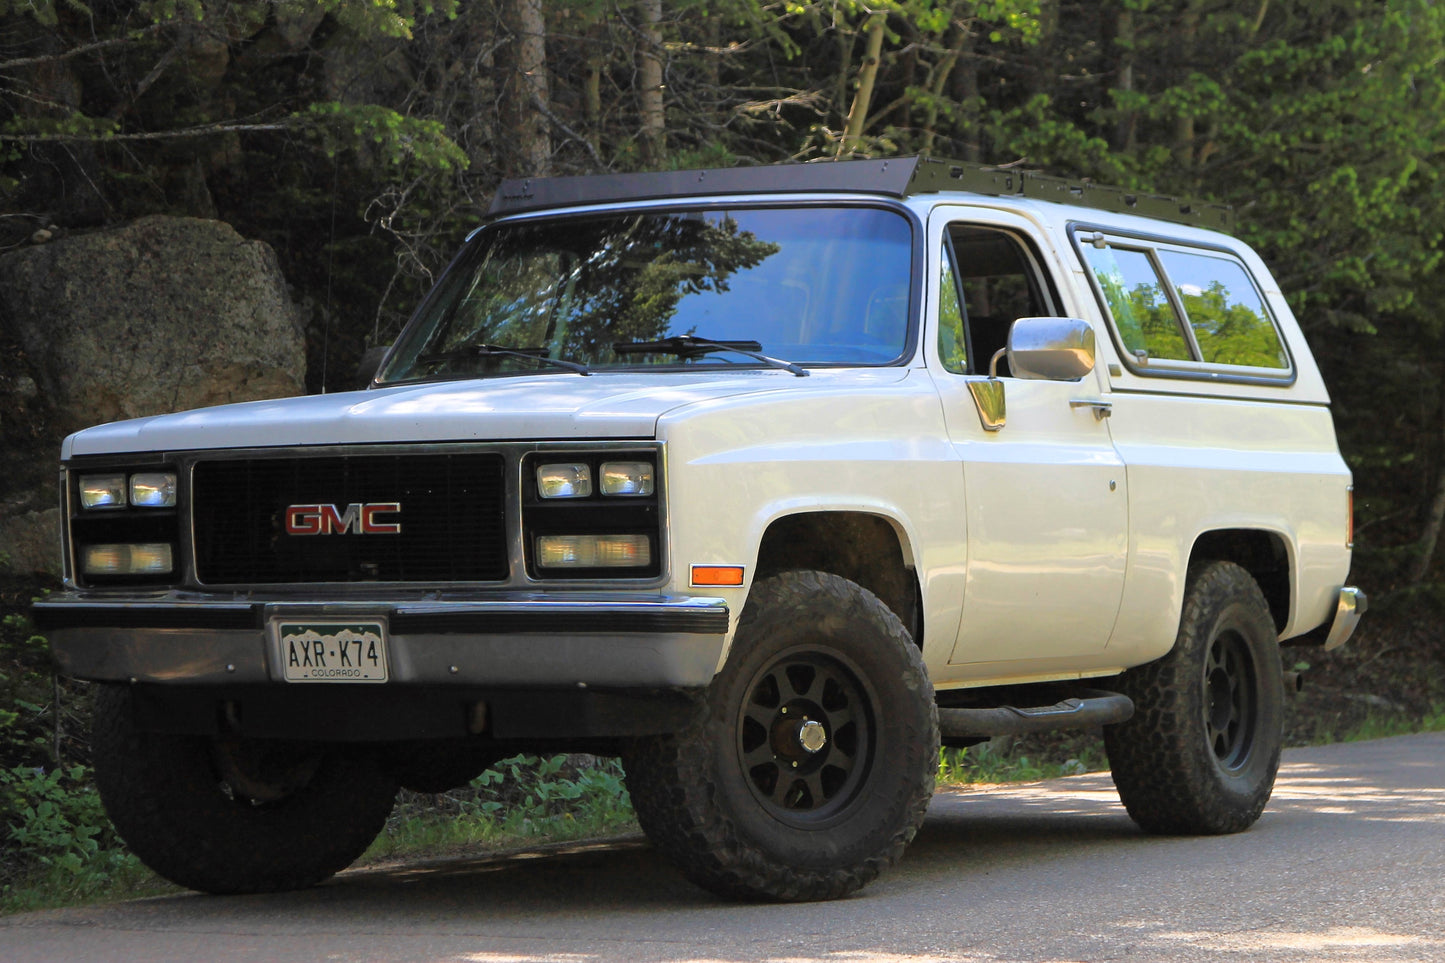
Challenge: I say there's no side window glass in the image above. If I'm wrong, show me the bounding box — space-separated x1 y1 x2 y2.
1157 250 1288 369
1082 246 1191 362
938 246 968 374
947 226 1050 376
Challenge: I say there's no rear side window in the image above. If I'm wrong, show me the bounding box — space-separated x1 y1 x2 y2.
1081 246 1191 363
1156 250 1287 369
1079 233 1290 378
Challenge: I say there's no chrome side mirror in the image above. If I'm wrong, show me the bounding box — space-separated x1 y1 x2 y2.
1007 317 1096 381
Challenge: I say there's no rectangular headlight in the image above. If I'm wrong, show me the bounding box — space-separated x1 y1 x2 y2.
600 461 655 496
79 474 127 509
537 462 593 498
536 534 651 569
129 472 177 508
82 543 174 576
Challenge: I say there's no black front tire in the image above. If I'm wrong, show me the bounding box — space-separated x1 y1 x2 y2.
623 571 938 901
91 684 398 894
1105 561 1284 835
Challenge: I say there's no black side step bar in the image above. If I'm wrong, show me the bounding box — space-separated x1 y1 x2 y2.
937 689 1134 739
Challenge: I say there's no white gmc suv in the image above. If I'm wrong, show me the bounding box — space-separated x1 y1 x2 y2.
37 157 1365 902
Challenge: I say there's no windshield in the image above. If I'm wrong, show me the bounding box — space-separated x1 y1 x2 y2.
378 206 915 383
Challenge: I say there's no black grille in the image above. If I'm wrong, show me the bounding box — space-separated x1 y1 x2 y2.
192 453 508 584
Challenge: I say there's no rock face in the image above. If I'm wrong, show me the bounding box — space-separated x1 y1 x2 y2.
0 510 62 579
0 216 305 575
0 215 304 434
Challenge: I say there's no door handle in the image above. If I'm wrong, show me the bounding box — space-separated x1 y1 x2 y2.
1069 399 1113 420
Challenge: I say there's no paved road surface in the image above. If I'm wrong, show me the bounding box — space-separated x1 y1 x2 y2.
3 732 1443 962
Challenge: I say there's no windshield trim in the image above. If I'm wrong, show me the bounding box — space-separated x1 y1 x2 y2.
375 198 923 387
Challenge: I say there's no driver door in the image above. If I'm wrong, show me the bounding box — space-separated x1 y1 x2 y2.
927 207 1129 670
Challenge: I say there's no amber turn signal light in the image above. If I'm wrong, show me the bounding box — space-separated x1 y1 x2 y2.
691 564 745 587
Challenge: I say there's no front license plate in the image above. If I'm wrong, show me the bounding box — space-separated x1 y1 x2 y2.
279 621 389 683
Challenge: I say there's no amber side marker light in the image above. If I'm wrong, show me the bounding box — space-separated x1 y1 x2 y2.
691 564 745 587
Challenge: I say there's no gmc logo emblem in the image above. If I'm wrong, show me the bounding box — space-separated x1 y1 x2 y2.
285 503 402 536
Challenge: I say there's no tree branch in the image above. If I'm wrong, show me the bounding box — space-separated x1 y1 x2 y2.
0 22 171 72
0 121 292 143
529 90 607 170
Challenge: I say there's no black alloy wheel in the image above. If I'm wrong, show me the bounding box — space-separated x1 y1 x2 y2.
737 648 875 825
1203 629 1259 771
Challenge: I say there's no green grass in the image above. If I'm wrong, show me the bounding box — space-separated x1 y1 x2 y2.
1333 704 1445 743
937 735 1109 787
1 858 179 915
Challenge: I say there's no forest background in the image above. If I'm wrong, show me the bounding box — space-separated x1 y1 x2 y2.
1 0 1444 906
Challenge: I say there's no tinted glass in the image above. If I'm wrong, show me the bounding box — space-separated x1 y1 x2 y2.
1157 250 1287 369
1083 245 1191 362
380 207 914 382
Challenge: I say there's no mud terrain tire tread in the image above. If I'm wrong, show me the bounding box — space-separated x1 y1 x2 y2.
91 684 398 894
623 571 937 901
1105 560 1284 835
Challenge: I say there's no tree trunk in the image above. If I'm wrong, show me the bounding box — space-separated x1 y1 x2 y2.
1112 3 1137 154
1249 0 1271 40
584 20 606 157
636 0 665 166
1173 0 1204 172
838 13 886 157
948 27 981 162
498 0 550 177
919 45 960 156
1409 411 1445 585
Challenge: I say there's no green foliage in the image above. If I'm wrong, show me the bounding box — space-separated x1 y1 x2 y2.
0 607 59 770
364 754 636 864
0 764 144 909
937 740 1104 785
303 103 469 171
0 765 130 878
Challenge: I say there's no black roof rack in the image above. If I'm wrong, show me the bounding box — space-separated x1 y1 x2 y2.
487 156 1234 233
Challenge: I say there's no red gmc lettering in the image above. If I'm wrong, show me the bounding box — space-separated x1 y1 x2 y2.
285 504 323 535
360 503 402 534
285 503 402 535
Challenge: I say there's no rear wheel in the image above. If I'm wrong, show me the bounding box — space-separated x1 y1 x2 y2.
624 571 937 901
1105 561 1284 835
91 684 398 894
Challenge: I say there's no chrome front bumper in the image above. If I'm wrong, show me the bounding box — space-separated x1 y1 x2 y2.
35 593 731 688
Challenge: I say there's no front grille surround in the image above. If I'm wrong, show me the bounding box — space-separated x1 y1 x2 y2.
193 452 509 585
60 442 667 591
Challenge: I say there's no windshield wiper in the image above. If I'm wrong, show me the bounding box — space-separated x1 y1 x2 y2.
612 335 808 377
418 343 590 376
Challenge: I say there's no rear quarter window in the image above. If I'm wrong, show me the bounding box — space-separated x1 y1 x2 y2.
1077 231 1291 381
1155 249 1287 369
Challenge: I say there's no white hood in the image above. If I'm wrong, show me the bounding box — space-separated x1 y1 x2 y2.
61 371 836 458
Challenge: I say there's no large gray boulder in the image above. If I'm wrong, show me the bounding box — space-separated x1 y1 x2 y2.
0 215 304 432
0 216 305 575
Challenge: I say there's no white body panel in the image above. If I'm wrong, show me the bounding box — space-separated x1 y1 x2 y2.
61 374 799 458
57 188 1356 691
